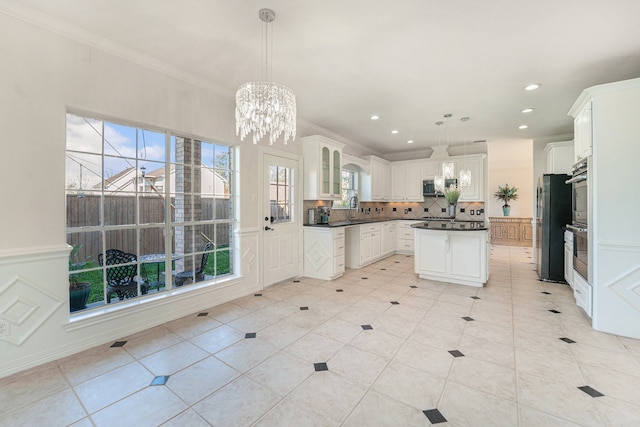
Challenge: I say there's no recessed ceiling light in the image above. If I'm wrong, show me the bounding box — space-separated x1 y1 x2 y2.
521 108 534 113
407 140 414 144
518 125 528 129
460 117 470 122
524 83 541 91
370 115 379 120
391 130 399 134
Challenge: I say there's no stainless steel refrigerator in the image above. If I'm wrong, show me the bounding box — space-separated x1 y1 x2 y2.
536 174 572 282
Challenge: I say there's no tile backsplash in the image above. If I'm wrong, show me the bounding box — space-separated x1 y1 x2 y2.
303 199 485 224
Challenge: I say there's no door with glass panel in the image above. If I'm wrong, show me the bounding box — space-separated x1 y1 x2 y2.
263 153 300 286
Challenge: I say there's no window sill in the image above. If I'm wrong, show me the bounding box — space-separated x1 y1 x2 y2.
65 274 242 332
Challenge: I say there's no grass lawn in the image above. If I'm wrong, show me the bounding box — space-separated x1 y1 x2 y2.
71 247 232 306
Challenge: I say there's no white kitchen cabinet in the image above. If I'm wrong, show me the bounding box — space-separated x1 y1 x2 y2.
457 154 485 202
422 160 440 179
345 223 384 268
568 77 640 338
361 156 390 201
572 101 592 162
573 271 592 317
414 228 489 287
545 141 575 174
396 220 422 254
390 161 424 201
564 229 574 288
303 227 345 280
302 135 345 200
381 222 397 256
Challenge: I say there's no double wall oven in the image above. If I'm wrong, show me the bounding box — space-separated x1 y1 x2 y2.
566 160 588 281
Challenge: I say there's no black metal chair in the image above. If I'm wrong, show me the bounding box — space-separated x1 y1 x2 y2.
174 242 214 287
98 249 148 303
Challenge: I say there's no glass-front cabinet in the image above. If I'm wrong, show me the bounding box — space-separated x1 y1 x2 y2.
302 136 344 200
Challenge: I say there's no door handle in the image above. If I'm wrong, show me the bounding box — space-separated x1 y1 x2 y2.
265 226 274 231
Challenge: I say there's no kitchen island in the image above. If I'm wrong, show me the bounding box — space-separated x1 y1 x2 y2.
412 221 489 287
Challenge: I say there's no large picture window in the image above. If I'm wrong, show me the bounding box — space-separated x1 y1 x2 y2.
66 113 234 313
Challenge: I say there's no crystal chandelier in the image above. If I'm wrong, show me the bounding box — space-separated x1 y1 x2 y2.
459 116 472 188
235 9 296 145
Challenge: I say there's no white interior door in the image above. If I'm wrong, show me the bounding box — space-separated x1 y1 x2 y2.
262 153 300 286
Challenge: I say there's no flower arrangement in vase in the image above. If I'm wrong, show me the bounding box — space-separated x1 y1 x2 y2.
494 184 518 216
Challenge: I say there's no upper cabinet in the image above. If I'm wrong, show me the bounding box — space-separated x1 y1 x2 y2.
302 136 345 200
544 141 574 174
571 100 593 162
390 160 425 201
457 154 486 202
360 156 390 202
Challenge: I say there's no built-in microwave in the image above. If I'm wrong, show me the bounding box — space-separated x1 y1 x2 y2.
423 178 458 197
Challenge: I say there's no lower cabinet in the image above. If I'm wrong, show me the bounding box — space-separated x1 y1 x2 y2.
489 217 533 247
346 223 382 268
573 270 592 317
564 230 574 288
303 227 345 280
396 220 421 253
414 229 489 287
381 222 397 256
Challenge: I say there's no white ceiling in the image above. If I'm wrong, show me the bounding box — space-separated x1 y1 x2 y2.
8 0 640 154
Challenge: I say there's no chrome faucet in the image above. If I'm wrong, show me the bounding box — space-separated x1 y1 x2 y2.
348 196 358 220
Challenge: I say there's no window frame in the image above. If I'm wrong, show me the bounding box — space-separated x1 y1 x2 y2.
65 111 236 315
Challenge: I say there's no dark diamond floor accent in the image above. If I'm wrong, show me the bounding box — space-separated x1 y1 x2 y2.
559 337 576 344
549 309 562 314
151 375 169 386
462 316 475 321
111 341 127 348
362 277 368 280
423 409 447 424
336 289 344 292
381 268 386 270
448 350 465 357
395 261 400 263
300 306 309 311
361 324 373 330
245 333 257 339
197 312 208 317
541 291 551 295
314 362 328 372
390 301 399 305
254 293 262 297
470 296 481 299
578 386 604 397
410 285 418 288
293 279 300 283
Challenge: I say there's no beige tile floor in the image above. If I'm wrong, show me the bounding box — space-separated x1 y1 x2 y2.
2 246 640 426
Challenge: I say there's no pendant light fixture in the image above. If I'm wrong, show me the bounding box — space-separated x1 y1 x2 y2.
434 120 445 194
441 113 455 180
235 8 297 145
459 116 472 189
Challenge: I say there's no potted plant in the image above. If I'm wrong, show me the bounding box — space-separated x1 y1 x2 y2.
69 245 91 312
494 184 518 216
443 184 461 218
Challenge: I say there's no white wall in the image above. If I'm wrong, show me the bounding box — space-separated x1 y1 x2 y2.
487 140 534 218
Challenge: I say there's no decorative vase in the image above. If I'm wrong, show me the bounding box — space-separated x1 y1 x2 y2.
502 205 511 216
447 203 457 218
69 282 91 312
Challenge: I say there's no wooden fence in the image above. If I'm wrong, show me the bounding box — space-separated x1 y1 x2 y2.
67 195 231 262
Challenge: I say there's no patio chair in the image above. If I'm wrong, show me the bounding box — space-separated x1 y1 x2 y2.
174 242 214 287
98 249 148 303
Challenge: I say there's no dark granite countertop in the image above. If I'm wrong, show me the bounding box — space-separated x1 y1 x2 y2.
304 217 398 228
411 221 488 231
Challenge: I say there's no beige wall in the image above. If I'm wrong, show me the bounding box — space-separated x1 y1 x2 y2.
487 140 534 218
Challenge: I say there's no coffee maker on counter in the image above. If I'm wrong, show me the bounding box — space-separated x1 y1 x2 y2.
317 206 330 224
